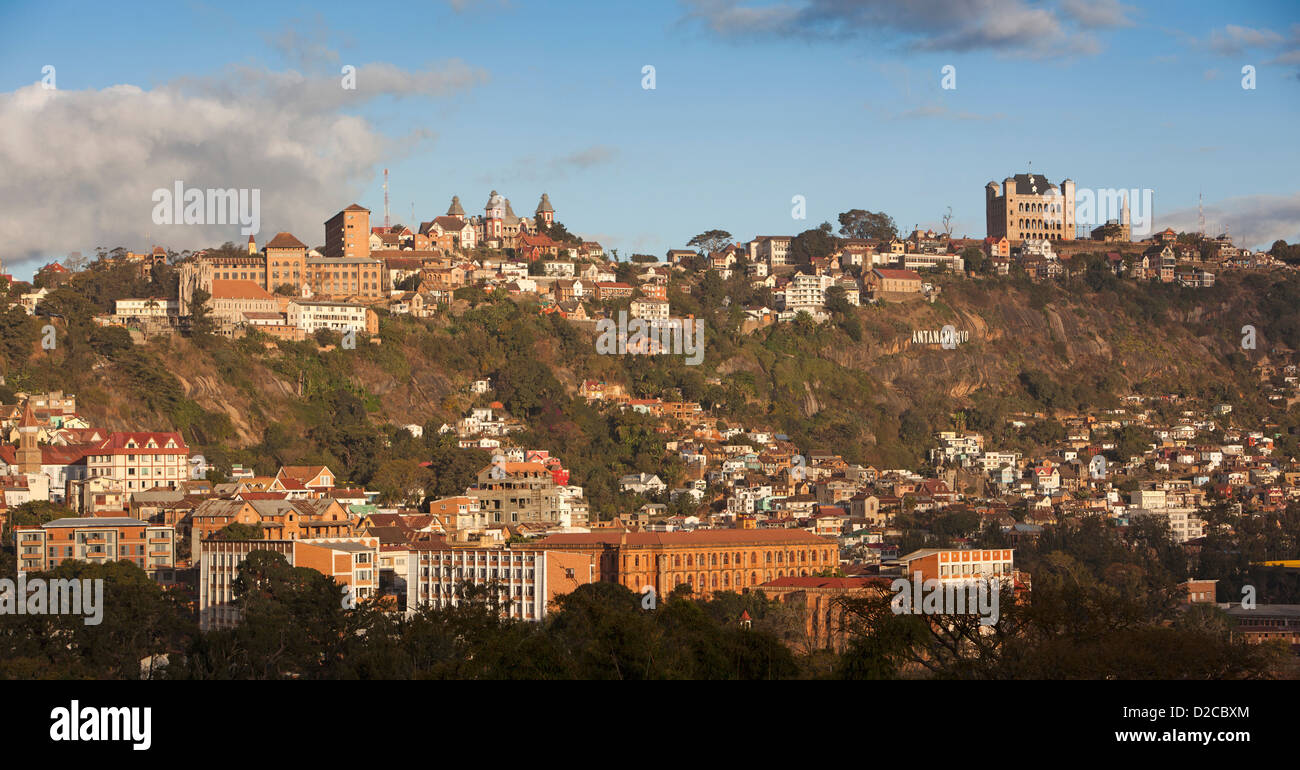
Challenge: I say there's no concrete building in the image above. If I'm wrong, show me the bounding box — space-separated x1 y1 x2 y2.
85 432 188 493
467 462 564 526
288 301 379 337
324 204 371 260
899 547 1015 585
405 544 596 622
197 536 379 630
14 517 175 578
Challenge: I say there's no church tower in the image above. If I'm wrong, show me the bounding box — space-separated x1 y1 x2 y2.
16 402 42 475
536 193 555 226
484 190 505 241
447 195 466 219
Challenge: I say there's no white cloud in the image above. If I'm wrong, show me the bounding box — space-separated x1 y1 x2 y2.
0 60 486 273
1161 193 1300 251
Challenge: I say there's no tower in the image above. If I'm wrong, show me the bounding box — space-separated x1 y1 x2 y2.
16 402 42 475
485 190 505 241
536 193 555 226
447 195 466 218
247 234 256 255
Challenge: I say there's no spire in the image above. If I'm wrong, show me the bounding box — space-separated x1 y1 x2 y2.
19 401 38 429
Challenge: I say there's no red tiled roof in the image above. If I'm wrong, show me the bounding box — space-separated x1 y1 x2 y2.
94 432 187 451
266 232 307 249
872 268 922 281
539 529 832 547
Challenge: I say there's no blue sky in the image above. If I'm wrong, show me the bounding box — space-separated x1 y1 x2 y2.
1 0 1298 278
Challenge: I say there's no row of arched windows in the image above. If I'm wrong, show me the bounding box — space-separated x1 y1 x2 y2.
628 568 813 591
626 548 832 570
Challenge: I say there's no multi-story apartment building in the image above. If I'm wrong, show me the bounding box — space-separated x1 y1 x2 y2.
985 172 1076 242
197 536 379 630
14 517 175 578
468 462 563 525
537 529 839 599
405 544 596 622
931 432 986 466
780 272 833 315
629 298 670 321
323 204 371 259
288 301 379 337
84 432 189 493
899 547 1015 585
749 236 792 267
304 256 384 299
1128 506 1206 544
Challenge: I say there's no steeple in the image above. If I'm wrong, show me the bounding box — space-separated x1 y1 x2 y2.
447 196 466 218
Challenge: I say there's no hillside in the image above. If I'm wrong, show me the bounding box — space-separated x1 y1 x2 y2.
4 265 1300 510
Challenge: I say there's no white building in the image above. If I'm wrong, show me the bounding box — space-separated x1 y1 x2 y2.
289 300 373 335
630 298 670 321
85 432 189 492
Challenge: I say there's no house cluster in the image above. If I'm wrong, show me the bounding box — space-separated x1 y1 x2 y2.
917 392 1300 549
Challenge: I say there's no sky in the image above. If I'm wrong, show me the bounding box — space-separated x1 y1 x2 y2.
1 0 1298 280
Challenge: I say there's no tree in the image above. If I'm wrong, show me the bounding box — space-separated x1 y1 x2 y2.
189 288 215 337
961 245 988 275
371 458 434 505
214 522 263 540
788 223 839 266
538 220 580 243
687 230 733 256
838 209 898 241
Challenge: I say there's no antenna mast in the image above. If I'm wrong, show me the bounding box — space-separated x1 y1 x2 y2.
383 168 391 229
1198 191 1205 237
